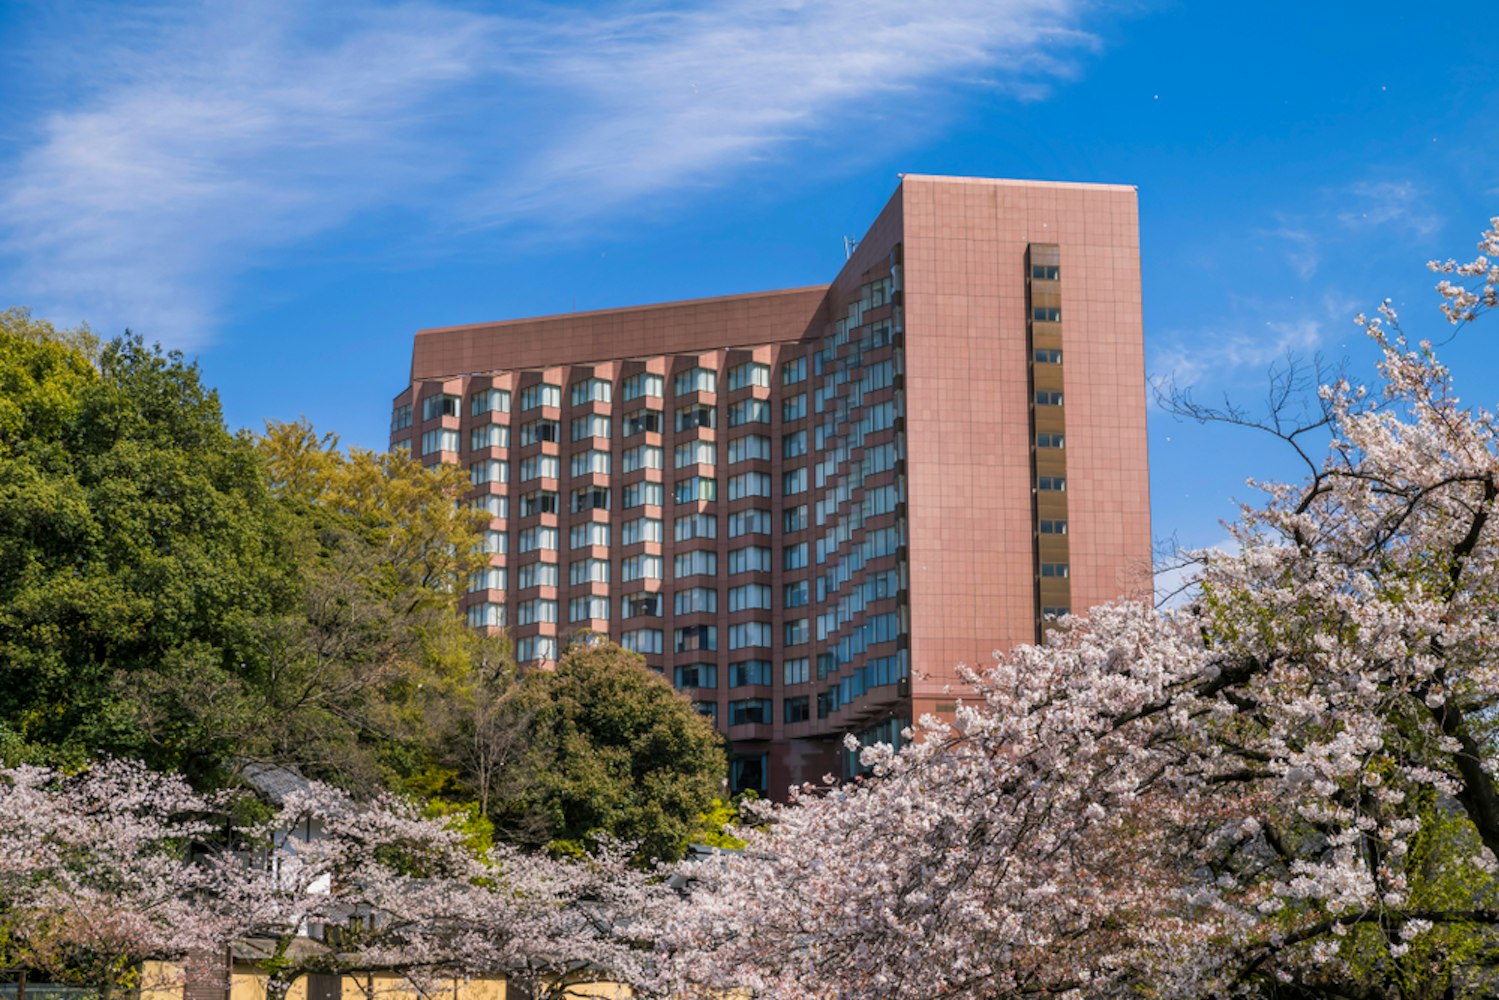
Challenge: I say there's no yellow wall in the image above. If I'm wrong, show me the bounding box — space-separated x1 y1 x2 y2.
139 962 643 1000
139 960 186 1000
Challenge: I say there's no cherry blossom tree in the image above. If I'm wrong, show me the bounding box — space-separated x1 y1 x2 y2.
0 760 232 999
214 781 670 1000
657 219 1499 999
0 761 668 1000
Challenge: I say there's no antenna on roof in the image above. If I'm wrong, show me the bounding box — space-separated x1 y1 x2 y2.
843 236 860 260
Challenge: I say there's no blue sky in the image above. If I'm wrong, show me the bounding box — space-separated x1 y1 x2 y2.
3 0 1497 561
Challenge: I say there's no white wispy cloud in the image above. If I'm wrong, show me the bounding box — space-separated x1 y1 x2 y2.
1259 221 1319 279
1150 316 1325 394
481 0 1098 222
2 2 496 346
1337 179 1442 238
0 0 1098 348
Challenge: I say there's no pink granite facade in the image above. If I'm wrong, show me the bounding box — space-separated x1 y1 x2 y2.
391 176 1151 796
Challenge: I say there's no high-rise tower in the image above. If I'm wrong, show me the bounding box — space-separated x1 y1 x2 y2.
390 176 1151 794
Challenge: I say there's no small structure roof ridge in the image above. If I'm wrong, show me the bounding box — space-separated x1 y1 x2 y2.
240 761 316 805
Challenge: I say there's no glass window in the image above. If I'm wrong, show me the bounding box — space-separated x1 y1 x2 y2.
726 362 770 391
674 513 717 541
621 517 663 545
1037 476 1067 492
783 696 811 724
781 356 807 385
516 635 559 663
518 454 560 482
571 486 610 513
518 490 558 517
621 444 664 472
728 472 771 500
622 372 663 400
783 467 808 495
470 460 508 487
469 567 505 593
729 508 772 537
784 618 809 646
570 522 609 548
621 592 663 619
783 580 809 608
519 383 561 410
675 404 716 432
782 430 807 458
570 450 611 478
1039 519 1068 534
519 419 559 446
623 481 664 508
675 663 717 690
1034 348 1063 364
420 429 459 455
728 546 771 574
621 629 663 654
569 557 610 585
391 403 413 432
569 595 609 623
1032 264 1060 280
1040 562 1070 578
1032 306 1061 322
675 624 718 653
470 388 510 415
728 398 770 426
674 476 717 504
728 583 772 612
784 542 809 570
466 602 505 629
730 751 767 792
727 434 771 464
728 700 772 727
516 561 559 590
674 587 718 615
515 598 557 625
675 440 717 468
674 367 717 396
728 621 773 650
571 414 611 442
421 394 460 421
782 505 808 533
517 526 558 552
1036 433 1065 448
470 425 509 451
570 377 612 406
621 554 662 581
783 657 810 686
623 409 663 436
728 659 772 687
782 393 807 422
1035 390 1064 406
674 550 718 579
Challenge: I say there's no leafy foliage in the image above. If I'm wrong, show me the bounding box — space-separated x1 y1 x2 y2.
490 643 727 863
0 314 287 783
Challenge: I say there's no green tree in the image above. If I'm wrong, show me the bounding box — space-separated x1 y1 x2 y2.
0 316 496 798
0 313 287 783
492 642 726 863
235 419 493 792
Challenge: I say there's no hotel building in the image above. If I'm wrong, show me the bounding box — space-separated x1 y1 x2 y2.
389 175 1151 795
